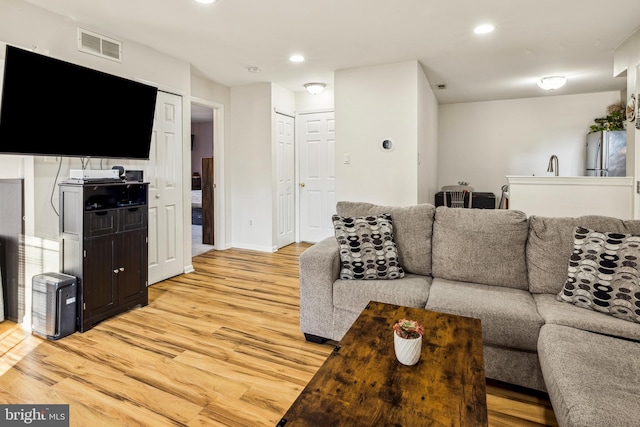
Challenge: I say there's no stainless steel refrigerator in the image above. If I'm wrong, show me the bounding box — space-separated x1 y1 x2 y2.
585 130 626 176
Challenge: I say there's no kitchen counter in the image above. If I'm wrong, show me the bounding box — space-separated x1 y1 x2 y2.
505 176 634 219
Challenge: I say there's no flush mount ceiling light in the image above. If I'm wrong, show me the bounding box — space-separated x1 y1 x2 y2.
195 0 218 4
474 24 495 34
289 54 305 63
304 83 326 94
537 76 568 90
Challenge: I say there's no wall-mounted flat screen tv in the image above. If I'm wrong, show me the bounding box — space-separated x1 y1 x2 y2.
0 45 157 159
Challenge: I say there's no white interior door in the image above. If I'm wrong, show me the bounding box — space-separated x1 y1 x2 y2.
146 91 184 284
298 111 335 243
276 113 295 249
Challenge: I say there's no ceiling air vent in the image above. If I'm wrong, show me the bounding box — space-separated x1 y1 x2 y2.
78 28 122 62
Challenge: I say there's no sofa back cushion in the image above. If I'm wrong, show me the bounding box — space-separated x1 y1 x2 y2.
432 207 529 289
527 215 640 294
336 202 435 276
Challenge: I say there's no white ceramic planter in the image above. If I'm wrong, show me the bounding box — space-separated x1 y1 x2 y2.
393 332 422 366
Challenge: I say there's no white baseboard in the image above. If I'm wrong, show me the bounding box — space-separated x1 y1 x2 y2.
231 242 277 253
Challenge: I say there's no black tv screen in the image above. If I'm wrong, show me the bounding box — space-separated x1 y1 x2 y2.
0 45 157 159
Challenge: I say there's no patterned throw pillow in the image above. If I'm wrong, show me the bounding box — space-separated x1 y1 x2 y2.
557 226 640 323
332 214 405 280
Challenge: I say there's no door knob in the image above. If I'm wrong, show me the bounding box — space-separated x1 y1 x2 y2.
119 267 125 272
299 183 306 188
113 269 119 274
155 194 160 199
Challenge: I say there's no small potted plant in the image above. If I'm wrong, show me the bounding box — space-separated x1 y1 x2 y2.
393 319 424 366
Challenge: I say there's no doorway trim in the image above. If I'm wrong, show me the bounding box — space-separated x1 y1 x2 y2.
191 96 226 251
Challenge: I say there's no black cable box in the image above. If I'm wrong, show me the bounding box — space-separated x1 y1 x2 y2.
125 170 144 182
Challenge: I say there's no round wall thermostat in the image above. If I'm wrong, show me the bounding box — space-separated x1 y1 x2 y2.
381 139 394 151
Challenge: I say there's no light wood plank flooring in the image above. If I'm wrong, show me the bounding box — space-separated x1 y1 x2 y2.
0 244 557 426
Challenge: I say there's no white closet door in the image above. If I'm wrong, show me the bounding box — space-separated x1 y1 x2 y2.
298 111 335 243
146 91 184 284
276 113 295 249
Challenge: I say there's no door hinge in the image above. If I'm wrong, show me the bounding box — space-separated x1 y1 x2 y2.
636 181 640 194
83 303 86 310
83 250 87 258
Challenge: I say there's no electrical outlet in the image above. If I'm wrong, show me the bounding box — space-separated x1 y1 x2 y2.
249 219 254 226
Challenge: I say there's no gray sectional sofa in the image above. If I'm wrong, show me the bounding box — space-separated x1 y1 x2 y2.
299 201 640 427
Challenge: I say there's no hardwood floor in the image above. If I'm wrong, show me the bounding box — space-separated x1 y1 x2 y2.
0 244 557 426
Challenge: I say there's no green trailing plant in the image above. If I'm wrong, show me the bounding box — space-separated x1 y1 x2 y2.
589 102 626 133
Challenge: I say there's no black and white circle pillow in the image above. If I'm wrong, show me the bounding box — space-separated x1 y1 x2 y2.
332 213 405 280
558 226 640 323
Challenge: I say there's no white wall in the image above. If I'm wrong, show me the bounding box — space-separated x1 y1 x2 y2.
417 64 438 204
335 61 428 206
438 91 621 200
229 83 296 251
229 83 274 251
191 73 232 249
0 0 198 324
1 0 192 239
295 89 334 112
614 28 640 218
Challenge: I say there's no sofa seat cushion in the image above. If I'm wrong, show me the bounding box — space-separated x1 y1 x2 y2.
432 207 529 289
533 293 640 342
538 324 640 427
336 202 435 276
426 278 544 351
333 273 432 315
527 215 640 294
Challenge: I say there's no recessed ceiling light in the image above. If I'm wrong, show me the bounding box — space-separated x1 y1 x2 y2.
474 24 495 35
195 0 218 4
247 66 260 73
289 54 305 63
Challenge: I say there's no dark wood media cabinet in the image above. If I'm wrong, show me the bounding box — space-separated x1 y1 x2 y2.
59 181 149 332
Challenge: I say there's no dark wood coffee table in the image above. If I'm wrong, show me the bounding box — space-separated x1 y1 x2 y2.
279 301 487 426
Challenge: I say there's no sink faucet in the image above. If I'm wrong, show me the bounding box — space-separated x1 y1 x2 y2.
547 155 559 176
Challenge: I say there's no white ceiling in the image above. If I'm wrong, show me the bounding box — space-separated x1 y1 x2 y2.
23 0 640 104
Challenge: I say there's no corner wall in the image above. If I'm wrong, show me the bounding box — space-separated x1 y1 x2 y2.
614 27 640 218
230 83 273 251
229 83 295 251
417 64 438 204
335 60 436 206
